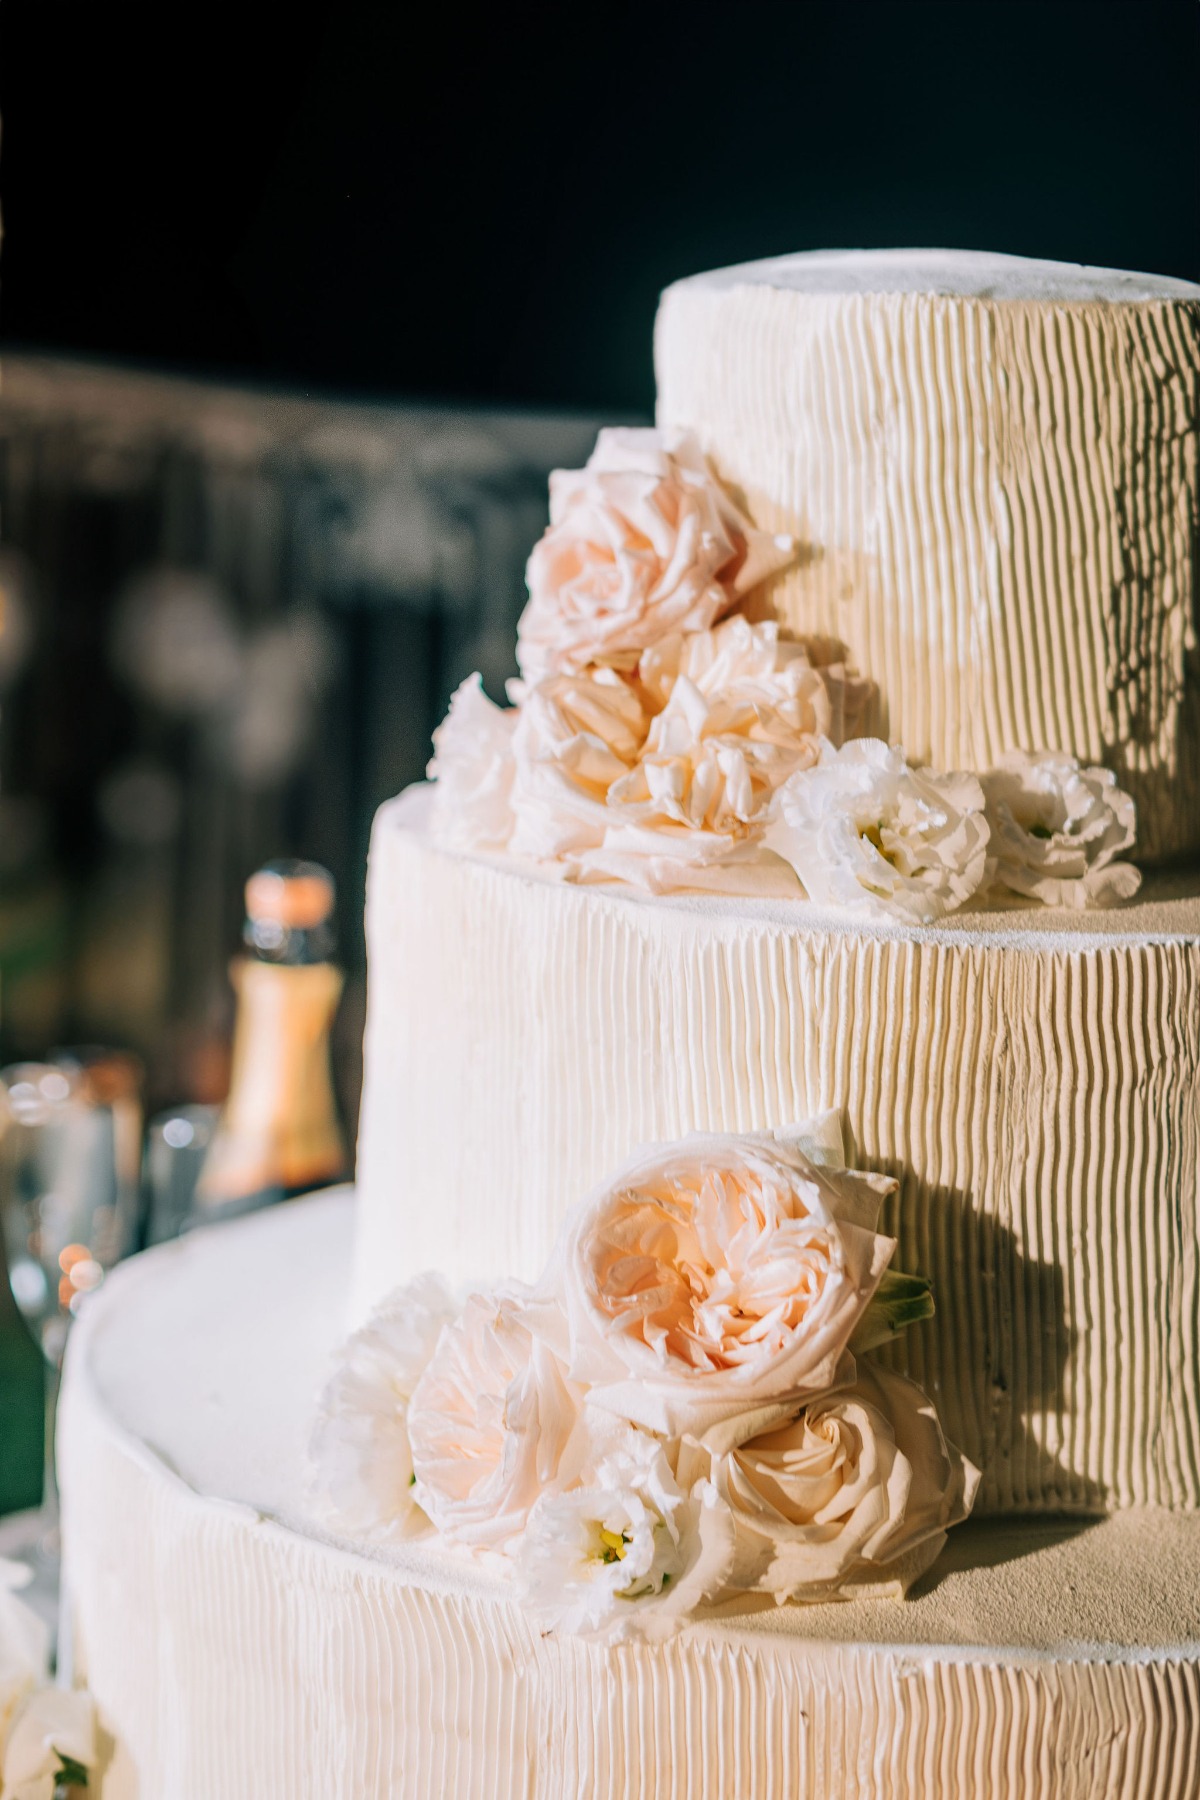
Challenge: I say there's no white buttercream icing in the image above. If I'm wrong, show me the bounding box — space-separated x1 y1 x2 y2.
664 248 1200 303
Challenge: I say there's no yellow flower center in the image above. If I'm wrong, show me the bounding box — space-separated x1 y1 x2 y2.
599 1526 631 1564
861 822 899 867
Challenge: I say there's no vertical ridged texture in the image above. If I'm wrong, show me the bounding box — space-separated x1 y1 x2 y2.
354 806 1200 1514
58 1348 1200 1800
654 284 1200 862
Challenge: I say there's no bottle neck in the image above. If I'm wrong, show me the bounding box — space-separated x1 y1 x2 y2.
243 915 336 965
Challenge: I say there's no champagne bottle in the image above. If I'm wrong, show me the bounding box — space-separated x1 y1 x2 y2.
194 861 347 1221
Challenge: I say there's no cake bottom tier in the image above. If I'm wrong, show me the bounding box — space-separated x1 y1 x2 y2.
58 1194 1200 1800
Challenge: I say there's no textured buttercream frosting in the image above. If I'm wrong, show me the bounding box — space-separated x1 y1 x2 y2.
58 1195 1200 1800
667 248 1200 303
655 250 1200 860
354 788 1200 1515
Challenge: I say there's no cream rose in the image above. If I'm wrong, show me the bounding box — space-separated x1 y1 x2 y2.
980 749 1141 909
308 1273 459 1541
515 428 795 683
426 674 516 854
407 1285 582 1551
709 1362 979 1602
767 738 991 923
536 1125 896 1440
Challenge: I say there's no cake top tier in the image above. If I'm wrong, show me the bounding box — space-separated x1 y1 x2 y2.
663 248 1200 305
655 247 1200 863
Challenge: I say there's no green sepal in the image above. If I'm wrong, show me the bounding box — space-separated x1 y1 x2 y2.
850 1270 935 1354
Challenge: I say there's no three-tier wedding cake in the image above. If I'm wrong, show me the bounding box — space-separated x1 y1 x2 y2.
59 251 1200 1798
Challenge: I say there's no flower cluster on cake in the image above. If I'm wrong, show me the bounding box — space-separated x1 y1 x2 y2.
428 428 1140 919
311 1116 978 1639
0 1563 94 1798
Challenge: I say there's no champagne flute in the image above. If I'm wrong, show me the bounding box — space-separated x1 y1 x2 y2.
143 1103 218 1245
0 1063 128 1583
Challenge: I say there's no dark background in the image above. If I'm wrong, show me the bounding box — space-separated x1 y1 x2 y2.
2 0 1197 411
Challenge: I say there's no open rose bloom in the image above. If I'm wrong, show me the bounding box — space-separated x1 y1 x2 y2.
520 617 851 894
708 1362 979 1602
407 1285 583 1552
312 1113 978 1641
515 427 796 684
539 1126 898 1441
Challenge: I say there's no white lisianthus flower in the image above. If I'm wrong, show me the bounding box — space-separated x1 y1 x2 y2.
0 1562 95 1799
2 1686 96 1800
427 674 516 854
508 667 648 864
767 738 990 923
309 1273 460 1540
535 1125 896 1441
515 427 796 684
980 749 1141 909
515 1427 736 1640
709 1363 979 1602
408 1285 583 1552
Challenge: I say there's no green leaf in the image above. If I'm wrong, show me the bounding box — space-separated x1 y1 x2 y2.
850 1269 935 1354
55 1753 90 1792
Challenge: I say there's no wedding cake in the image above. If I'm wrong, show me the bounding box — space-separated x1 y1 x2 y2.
58 251 1200 1798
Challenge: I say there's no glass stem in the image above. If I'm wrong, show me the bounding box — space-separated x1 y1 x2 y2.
39 1352 62 1561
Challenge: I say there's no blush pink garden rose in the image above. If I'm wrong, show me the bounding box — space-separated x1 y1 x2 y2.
581 618 829 892
507 666 649 864
532 1121 897 1441
707 1362 979 1602
509 618 853 896
515 428 796 684
407 1284 583 1552
980 749 1141 909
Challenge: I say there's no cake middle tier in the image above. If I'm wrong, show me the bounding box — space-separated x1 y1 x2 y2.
355 788 1200 1516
